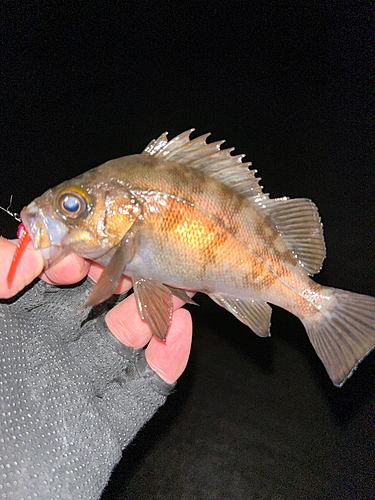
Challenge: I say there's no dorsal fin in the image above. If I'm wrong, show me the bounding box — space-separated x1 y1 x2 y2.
143 129 265 202
261 197 326 275
143 130 326 274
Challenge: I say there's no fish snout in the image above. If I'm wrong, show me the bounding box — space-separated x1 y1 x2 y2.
21 202 69 268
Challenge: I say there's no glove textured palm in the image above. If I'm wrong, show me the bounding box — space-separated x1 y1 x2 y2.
0 278 173 499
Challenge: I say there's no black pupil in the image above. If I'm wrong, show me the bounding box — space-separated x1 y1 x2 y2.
63 195 80 213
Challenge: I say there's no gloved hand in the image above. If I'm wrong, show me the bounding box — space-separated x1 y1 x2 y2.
0 238 192 499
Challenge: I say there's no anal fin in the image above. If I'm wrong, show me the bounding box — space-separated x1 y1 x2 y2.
209 293 272 337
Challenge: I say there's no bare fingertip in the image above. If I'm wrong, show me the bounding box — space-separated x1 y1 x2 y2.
42 254 89 285
146 309 193 384
105 294 153 349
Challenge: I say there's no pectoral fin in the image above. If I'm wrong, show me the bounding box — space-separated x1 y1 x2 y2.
133 278 174 340
84 232 139 308
209 293 272 337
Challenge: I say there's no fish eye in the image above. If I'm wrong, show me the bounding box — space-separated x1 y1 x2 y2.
57 188 89 219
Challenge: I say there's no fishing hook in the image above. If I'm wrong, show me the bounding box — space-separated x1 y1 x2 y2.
0 195 21 222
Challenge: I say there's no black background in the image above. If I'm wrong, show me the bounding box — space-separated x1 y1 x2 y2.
1 2 374 499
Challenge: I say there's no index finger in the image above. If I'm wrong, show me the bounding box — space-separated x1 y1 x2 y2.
40 253 90 285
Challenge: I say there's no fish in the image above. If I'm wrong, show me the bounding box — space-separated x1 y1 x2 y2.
8 129 375 387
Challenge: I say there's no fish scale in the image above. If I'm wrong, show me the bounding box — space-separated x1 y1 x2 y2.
131 182 308 310
137 192 290 294
9 129 375 387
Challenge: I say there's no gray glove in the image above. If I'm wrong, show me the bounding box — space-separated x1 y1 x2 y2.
0 278 174 499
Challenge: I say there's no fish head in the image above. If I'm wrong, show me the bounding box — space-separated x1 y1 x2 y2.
21 170 142 268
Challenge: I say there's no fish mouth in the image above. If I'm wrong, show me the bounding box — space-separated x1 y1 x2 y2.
21 201 70 269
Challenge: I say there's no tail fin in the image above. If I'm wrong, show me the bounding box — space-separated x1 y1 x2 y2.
302 288 375 387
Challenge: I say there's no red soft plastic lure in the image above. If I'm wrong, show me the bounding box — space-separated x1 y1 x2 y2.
7 223 31 287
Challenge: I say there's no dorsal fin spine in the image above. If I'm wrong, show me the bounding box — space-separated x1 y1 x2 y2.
143 130 326 274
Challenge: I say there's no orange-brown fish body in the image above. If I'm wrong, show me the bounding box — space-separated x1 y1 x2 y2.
19 130 375 387
94 154 323 320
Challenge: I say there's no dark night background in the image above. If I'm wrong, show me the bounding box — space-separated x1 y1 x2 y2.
1 2 374 499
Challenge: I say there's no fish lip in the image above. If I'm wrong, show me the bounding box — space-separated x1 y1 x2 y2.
21 202 70 269
20 202 39 244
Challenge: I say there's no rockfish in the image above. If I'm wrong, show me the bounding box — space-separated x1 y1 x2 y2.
9 130 375 387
